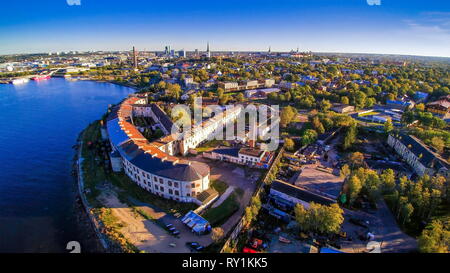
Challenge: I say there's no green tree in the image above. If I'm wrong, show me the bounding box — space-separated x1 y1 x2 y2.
431 137 445 153
320 99 332 112
349 152 364 168
415 103 425 112
343 124 357 150
348 175 362 205
294 204 310 231
318 203 345 234
236 93 245 102
401 203 414 226
244 207 253 225
312 116 325 134
284 138 295 151
211 227 224 243
340 164 351 178
301 129 318 146
380 169 396 193
341 96 350 105
280 106 297 128
294 203 344 235
418 220 450 253
384 118 394 134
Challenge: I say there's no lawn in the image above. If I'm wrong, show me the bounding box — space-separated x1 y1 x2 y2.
203 191 240 227
195 139 229 153
210 179 229 195
358 111 379 117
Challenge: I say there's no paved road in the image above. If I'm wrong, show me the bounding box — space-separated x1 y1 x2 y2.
340 200 417 253
372 200 418 253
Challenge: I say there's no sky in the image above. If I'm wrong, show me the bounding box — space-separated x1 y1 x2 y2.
1 0 450 57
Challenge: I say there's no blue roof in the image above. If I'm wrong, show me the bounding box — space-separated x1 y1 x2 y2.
320 247 345 253
387 100 411 106
107 118 130 147
415 92 429 99
182 211 210 231
212 148 240 158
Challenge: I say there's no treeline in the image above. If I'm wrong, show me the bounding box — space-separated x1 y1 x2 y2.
384 175 449 229
294 203 344 235
341 161 449 253
341 165 396 206
402 109 447 129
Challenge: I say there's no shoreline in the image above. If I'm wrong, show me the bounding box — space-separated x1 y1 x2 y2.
70 80 140 253
72 129 111 253
0 76 140 91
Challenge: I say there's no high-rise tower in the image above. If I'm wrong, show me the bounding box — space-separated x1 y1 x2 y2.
132 46 138 69
206 42 211 58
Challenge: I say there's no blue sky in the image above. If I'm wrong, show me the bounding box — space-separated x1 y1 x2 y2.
1 0 450 57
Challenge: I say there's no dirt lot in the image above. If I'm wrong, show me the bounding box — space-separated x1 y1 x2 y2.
98 187 212 253
294 163 344 199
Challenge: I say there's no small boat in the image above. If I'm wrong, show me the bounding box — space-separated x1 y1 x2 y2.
278 236 291 244
32 75 50 81
10 78 29 84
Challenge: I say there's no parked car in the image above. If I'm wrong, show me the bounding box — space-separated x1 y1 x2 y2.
171 230 180 236
186 242 204 252
165 223 173 229
349 217 370 228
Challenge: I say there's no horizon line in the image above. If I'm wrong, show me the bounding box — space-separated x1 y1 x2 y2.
2 49 450 60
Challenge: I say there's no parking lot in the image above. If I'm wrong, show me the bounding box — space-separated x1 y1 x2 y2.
98 187 213 253
339 200 417 253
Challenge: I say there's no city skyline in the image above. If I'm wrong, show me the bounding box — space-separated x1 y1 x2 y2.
1 0 450 57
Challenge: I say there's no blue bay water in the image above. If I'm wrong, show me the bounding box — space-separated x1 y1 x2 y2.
0 78 134 252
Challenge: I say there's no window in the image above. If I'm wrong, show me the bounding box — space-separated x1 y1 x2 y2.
191 182 195 188
174 182 179 188
159 178 163 184
175 190 179 196
155 185 159 190
154 177 157 182
168 181 172 187
169 189 173 194
187 193 190 197
160 187 165 192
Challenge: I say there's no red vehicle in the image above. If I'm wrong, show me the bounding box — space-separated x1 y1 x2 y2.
242 247 258 253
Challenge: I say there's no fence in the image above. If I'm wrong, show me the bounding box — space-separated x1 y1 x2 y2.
220 147 285 252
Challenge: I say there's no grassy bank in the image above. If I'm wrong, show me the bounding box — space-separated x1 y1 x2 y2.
203 191 240 227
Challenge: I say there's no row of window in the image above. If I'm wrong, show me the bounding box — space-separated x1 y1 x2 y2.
123 160 201 197
240 155 260 162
